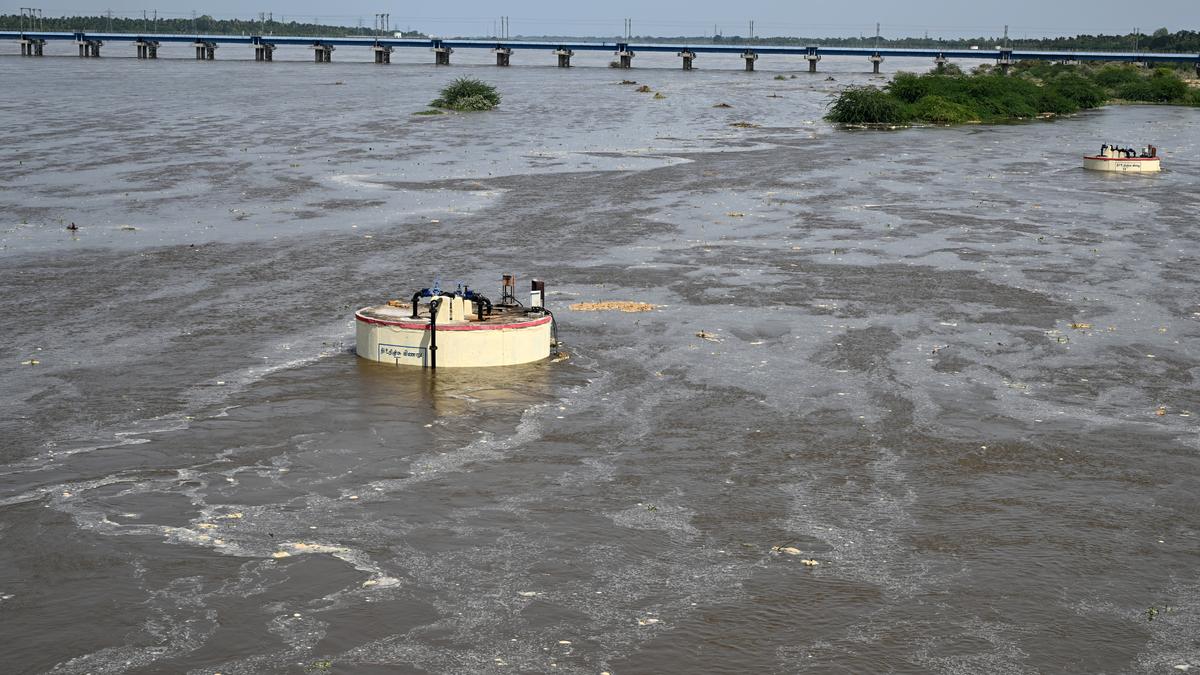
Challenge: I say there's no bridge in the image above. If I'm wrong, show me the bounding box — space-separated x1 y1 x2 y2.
4 30 1199 74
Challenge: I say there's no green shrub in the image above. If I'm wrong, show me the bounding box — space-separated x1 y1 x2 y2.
1186 88 1200 107
1117 70 1187 102
888 72 929 103
430 77 501 111
1046 73 1107 108
1093 64 1142 89
910 95 977 124
826 86 911 124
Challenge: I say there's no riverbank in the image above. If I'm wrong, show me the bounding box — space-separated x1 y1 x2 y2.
827 62 1200 126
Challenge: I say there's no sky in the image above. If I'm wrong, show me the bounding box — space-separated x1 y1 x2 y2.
22 1 1200 38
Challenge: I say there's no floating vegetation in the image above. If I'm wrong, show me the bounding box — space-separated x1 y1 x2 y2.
729 121 761 128
619 80 638 85
569 301 657 312
713 102 733 108
653 91 666 99
430 77 501 111
774 74 788 80
635 84 653 93
413 109 445 116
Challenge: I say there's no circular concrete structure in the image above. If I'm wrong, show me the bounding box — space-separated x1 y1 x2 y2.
1084 146 1161 173
356 299 554 368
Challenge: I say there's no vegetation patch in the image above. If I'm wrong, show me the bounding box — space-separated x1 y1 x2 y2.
430 77 501 112
826 61 1199 127
413 109 445 116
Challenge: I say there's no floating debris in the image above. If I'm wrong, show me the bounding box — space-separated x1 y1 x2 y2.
637 617 660 626
801 559 820 566
119 225 138 231
619 80 638 85
696 330 723 343
730 121 761 128
713 102 733 108
653 92 666 99
1069 322 1092 330
20 359 40 366
635 85 652 93
727 211 746 217
569 301 656 312
1156 406 1168 416
271 551 291 559
772 546 803 556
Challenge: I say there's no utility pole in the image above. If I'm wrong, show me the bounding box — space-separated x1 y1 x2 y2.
1134 27 1140 53
749 20 754 40
875 22 880 50
1004 24 1009 48
108 9 114 32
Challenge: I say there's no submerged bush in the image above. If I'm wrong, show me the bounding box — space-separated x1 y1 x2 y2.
827 63 1195 127
910 95 977 124
826 86 910 124
430 77 501 111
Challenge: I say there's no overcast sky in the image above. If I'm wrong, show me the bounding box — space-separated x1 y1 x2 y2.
35 1 1200 37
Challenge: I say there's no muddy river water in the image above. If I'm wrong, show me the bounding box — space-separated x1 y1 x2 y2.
1 46 1199 673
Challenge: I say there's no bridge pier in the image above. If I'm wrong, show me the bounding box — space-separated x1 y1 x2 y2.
136 40 159 59
20 38 45 56
254 43 276 61
805 54 820 73
433 46 452 65
742 51 758 72
555 48 573 67
997 48 1013 75
193 41 217 60
313 43 334 63
678 50 696 70
869 53 883 73
934 53 949 73
615 44 634 68
77 39 102 57
493 47 512 66
373 44 392 63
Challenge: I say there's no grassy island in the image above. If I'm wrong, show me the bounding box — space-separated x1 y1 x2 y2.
827 62 1200 126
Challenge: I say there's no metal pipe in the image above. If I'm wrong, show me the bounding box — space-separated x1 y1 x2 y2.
428 298 441 369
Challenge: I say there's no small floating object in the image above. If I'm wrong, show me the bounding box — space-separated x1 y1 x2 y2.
356 273 557 368
1083 143 1160 172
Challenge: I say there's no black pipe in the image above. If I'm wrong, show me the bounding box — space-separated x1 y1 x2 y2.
410 290 427 318
428 298 441 369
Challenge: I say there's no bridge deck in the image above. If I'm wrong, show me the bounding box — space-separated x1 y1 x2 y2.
3 30 1198 64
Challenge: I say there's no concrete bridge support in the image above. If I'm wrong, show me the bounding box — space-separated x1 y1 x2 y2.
555 48 573 67
136 40 159 59
20 38 45 56
313 43 334 62
934 54 949 72
615 45 634 68
869 53 883 73
997 48 1013 75
805 53 820 73
254 43 275 61
194 41 216 60
77 40 102 57
678 50 696 70
433 46 452 65
742 51 758 72
373 45 392 63
493 47 512 66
